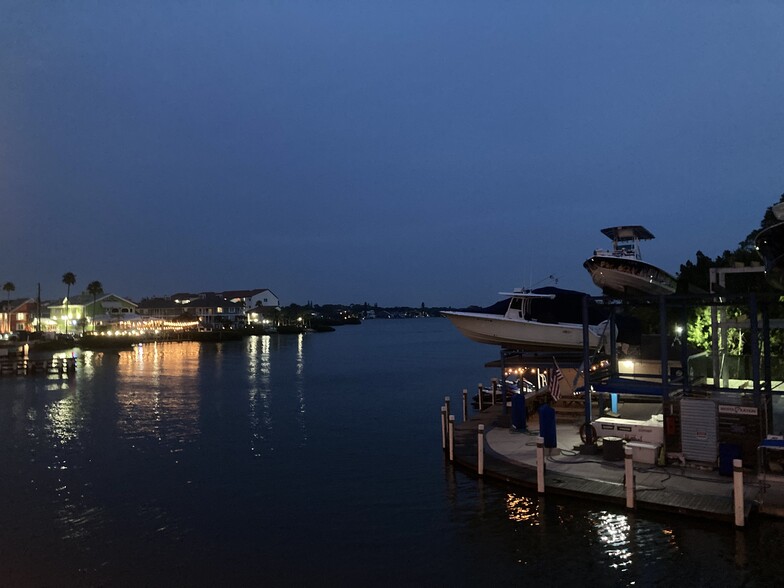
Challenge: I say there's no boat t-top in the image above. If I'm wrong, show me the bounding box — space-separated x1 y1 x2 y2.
754 202 784 290
442 288 612 351
583 225 677 298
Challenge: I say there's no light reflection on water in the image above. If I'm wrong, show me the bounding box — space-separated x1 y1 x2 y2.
113 343 202 443
593 511 633 571
1 321 783 586
247 334 273 457
505 493 539 524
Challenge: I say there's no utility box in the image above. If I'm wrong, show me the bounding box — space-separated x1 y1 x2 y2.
627 441 660 465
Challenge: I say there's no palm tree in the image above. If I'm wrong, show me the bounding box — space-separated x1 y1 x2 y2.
86 281 103 333
62 272 76 335
2 282 15 333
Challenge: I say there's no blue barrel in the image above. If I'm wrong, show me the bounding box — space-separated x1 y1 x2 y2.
538 404 557 448
511 393 526 430
719 443 741 476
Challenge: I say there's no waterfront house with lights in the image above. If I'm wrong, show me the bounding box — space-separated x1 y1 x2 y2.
181 293 245 330
48 293 139 334
135 297 201 332
136 297 186 321
223 289 280 327
222 289 280 310
0 298 44 335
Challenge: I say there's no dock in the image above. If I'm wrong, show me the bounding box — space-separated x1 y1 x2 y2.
0 356 76 378
447 403 784 524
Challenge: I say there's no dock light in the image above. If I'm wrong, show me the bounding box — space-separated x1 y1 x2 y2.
675 325 683 336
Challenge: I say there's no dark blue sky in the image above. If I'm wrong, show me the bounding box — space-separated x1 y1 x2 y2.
2 1 783 307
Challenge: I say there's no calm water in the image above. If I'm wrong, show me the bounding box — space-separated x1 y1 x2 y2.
1 319 783 586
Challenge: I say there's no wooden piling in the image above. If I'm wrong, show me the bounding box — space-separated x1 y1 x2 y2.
477 424 485 476
625 447 635 509
536 437 545 493
448 415 455 462
440 407 446 450
733 459 744 528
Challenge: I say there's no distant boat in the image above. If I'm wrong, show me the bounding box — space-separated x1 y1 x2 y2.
583 225 677 298
754 203 784 290
442 288 612 351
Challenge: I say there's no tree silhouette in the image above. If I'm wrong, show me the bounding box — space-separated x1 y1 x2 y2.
2 282 15 333
62 272 76 335
86 281 103 333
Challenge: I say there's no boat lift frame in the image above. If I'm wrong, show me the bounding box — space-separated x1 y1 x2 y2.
582 290 779 444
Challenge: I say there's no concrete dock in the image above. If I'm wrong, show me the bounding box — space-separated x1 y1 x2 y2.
447 402 784 525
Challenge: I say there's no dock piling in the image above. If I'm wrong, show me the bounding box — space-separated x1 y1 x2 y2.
440 407 447 450
448 415 455 462
536 437 545 493
477 383 483 411
477 424 485 476
462 389 468 422
491 378 497 406
625 447 635 509
733 459 745 528
443 396 451 450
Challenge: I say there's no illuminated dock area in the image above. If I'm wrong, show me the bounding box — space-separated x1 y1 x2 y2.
445 403 784 524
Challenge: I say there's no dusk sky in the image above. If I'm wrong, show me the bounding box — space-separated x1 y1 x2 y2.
2 1 783 307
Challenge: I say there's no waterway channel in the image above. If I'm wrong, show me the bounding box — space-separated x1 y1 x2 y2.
0 319 782 586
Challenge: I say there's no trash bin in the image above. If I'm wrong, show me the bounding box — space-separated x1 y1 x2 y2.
538 403 557 448
719 443 742 476
511 393 526 430
603 436 624 461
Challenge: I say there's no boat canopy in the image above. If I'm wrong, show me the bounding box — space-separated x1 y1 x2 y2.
498 291 555 299
600 226 655 241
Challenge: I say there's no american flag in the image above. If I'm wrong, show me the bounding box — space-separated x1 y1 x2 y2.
549 365 564 402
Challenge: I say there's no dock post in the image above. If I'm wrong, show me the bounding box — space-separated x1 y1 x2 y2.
491 378 497 406
477 383 483 411
462 389 468 422
448 415 455 462
443 397 451 450
477 424 485 476
625 447 635 509
536 437 545 493
440 407 447 450
733 459 745 528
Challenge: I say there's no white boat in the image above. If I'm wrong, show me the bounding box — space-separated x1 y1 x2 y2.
442 289 612 351
583 226 677 297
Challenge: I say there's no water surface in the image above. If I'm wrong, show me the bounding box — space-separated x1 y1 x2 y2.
1 319 782 586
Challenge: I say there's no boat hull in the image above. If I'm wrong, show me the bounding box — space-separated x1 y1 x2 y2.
584 256 676 297
441 311 604 351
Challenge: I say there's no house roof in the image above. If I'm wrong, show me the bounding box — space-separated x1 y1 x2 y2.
50 292 138 308
1 298 36 312
222 289 273 299
182 293 244 309
137 297 181 309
